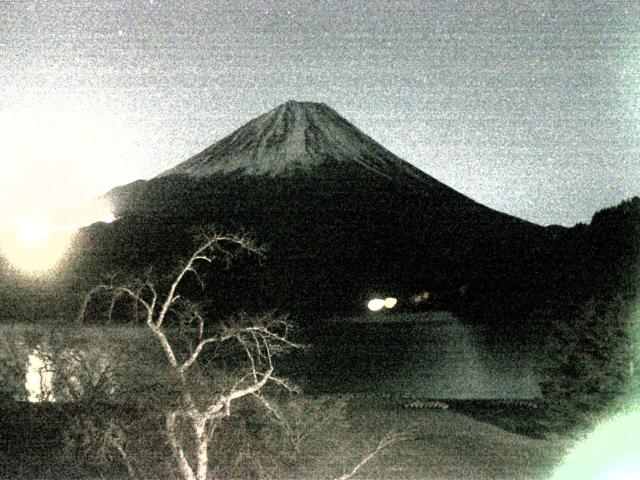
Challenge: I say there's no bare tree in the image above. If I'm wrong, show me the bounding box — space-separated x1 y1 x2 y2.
78 231 299 480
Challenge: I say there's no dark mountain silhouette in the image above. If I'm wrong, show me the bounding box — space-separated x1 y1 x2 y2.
74 101 550 320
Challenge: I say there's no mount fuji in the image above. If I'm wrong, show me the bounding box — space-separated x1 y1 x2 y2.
91 101 548 317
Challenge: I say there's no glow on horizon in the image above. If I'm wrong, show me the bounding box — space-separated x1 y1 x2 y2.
0 93 149 221
17 218 50 246
0 199 116 274
0 91 145 274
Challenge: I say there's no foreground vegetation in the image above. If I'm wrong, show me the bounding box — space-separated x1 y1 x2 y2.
0 393 570 479
1 197 639 478
1 231 414 479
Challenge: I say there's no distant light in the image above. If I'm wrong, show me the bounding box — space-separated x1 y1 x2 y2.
384 297 398 309
367 298 385 312
102 210 116 223
17 218 50 245
367 297 398 311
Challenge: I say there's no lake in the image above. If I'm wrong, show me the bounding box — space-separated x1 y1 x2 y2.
297 311 542 399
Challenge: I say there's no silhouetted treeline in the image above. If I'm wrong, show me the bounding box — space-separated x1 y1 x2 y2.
532 198 639 432
447 197 639 433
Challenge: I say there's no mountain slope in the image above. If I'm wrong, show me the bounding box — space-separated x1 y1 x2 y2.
161 101 435 184
112 101 530 227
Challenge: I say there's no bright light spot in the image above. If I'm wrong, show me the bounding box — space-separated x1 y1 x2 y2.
0 93 148 221
551 410 640 480
368 298 386 312
1 227 73 274
0 92 142 273
54 198 117 230
0 199 115 274
26 348 54 402
384 297 398 309
368 297 399 311
17 218 50 245
102 209 116 223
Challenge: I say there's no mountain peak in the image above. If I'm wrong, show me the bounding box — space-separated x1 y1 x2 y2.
158 101 431 182
279 99 328 110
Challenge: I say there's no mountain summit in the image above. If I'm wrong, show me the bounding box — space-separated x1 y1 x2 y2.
160 100 431 185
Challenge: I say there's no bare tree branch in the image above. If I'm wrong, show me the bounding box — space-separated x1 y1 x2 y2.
226 365 274 403
103 421 137 480
107 290 124 325
336 430 414 480
155 232 261 328
179 334 232 373
76 285 107 325
237 336 258 382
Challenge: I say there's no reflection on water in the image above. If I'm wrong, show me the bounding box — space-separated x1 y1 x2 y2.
23 345 112 403
305 312 541 399
26 348 54 402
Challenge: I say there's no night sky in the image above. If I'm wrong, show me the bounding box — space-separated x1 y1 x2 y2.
2 0 639 226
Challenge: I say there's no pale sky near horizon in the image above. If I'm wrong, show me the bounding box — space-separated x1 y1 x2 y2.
1 0 639 226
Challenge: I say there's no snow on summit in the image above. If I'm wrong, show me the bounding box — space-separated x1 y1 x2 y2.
159 101 434 185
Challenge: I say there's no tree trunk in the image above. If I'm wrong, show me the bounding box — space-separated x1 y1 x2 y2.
166 411 197 480
195 417 210 480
